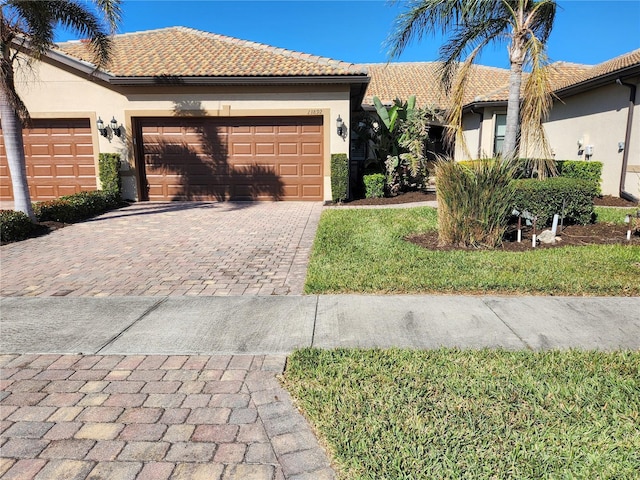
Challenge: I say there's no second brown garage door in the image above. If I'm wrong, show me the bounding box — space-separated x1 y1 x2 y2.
137 116 323 201
0 119 96 201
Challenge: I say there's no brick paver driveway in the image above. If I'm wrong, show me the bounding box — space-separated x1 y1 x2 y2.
0 202 322 297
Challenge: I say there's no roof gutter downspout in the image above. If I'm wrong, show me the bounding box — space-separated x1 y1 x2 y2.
615 78 639 203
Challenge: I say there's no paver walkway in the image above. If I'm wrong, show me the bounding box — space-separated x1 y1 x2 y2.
0 202 322 298
0 354 334 479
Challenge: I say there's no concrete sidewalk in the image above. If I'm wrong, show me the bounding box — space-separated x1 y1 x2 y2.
2 295 639 479
2 295 639 354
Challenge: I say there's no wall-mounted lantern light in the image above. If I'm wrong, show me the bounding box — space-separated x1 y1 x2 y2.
336 115 344 137
110 117 122 137
97 117 108 137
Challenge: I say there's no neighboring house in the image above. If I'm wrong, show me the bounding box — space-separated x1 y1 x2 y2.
1 26 637 203
0 27 369 203
362 49 640 199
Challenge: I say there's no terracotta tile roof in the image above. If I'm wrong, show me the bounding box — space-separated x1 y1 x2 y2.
56 26 367 77
550 49 640 91
362 62 512 108
362 49 640 109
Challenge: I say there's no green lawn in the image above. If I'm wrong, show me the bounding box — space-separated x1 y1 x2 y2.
595 206 639 224
284 348 640 480
304 206 639 296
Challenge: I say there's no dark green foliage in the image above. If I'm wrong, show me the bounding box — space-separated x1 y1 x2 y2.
363 173 385 198
513 177 596 226
556 160 603 195
98 153 121 194
0 210 37 243
34 190 122 223
330 153 349 202
436 159 516 248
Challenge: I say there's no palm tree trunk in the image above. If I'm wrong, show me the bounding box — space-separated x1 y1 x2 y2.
502 60 523 160
0 86 35 221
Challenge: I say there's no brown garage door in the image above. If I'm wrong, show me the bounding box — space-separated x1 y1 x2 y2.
0 119 96 201
137 116 323 201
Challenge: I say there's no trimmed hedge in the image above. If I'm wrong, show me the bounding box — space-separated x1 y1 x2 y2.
363 173 385 198
0 210 38 243
513 177 596 226
34 190 122 223
331 153 349 202
556 160 602 195
98 153 121 195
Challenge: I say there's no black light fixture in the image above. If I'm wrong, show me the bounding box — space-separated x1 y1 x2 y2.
96 117 108 137
336 115 344 136
110 116 121 137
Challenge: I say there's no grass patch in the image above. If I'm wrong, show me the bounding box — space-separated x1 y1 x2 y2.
304 207 639 296
595 206 639 225
284 348 640 479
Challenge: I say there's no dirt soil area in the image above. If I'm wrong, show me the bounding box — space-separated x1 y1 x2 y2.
407 223 640 252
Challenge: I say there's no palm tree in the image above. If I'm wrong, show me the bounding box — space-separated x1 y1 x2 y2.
387 0 557 168
1 0 121 220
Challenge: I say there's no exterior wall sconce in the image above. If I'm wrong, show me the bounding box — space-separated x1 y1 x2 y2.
336 115 344 136
96 117 108 137
110 117 122 137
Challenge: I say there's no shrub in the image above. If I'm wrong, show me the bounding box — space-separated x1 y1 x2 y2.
556 160 603 195
0 210 37 243
331 153 349 202
436 158 516 248
34 190 121 223
363 173 385 198
99 153 121 195
512 177 596 226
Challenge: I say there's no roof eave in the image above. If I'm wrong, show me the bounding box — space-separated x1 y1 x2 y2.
108 75 369 86
552 64 640 98
49 50 112 82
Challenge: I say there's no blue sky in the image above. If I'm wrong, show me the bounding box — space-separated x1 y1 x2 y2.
57 0 640 68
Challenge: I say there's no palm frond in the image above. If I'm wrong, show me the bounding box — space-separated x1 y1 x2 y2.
520 36 556 177
444 44 483 156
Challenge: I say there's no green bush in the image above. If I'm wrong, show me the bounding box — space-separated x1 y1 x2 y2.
34 190 121 223
436 159 516 248
99 153 121 195
331 153 349 202
363 173 385 198
0 210 37 243
556 160 602 195
513 177 596 226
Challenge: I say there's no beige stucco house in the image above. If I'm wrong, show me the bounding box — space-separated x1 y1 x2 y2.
363 49 640 199
1 26 638 203
1 27 368 202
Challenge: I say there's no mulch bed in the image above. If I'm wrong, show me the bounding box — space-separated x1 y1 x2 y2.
331 190 640 251
407 223 640 252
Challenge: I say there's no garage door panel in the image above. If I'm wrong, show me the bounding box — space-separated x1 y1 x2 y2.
301 143 322 155
232 143 253 156
302 164 321 176
302 185 322 198
301 124 323 134
255 143 275 155
140 116 323 201
279 164 299 176
278 143 298 155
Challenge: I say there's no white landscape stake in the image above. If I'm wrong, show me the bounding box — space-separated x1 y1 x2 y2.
625 214 631 241
532 217 537 248
551 214 559 237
